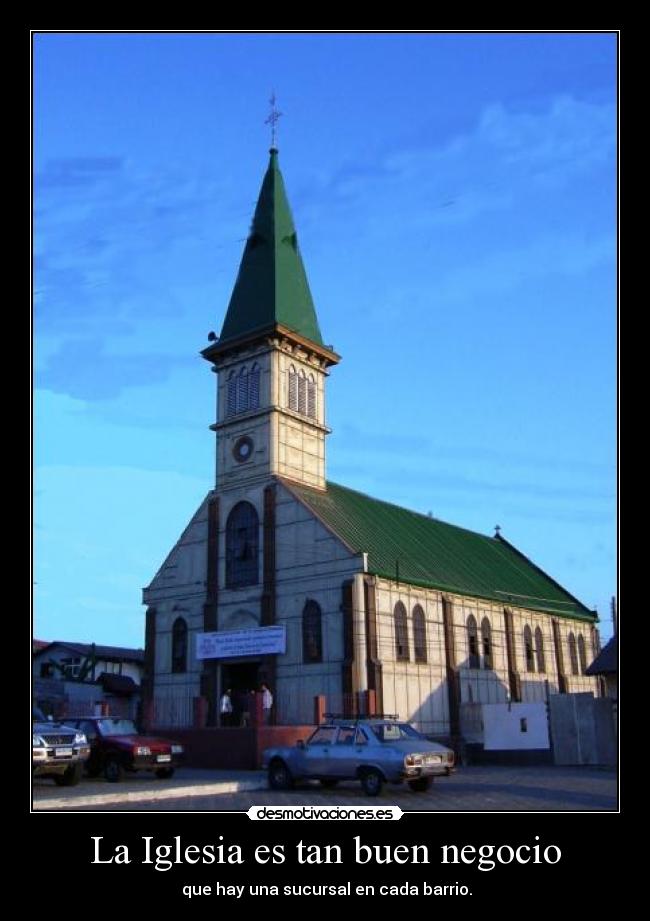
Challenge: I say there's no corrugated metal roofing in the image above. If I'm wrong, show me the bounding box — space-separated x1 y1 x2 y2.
286 480 595 621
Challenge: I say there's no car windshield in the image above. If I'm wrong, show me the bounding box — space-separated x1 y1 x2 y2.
369 722 424 743
97 719 138 737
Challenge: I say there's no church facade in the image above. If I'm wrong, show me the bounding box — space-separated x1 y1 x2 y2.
142 148 599 738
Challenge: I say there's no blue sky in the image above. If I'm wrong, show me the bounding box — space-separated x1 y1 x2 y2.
34 32 617 649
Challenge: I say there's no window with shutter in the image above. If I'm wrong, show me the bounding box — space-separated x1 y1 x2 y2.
467 615 479 669
227 373 237 416
524 625 535 672
394 602 410 661
307 375 317 418
481 617 493 669
249 364 260 409
171 618 188 674
288 366 298 410
413 605 427 663
302 600 323 663
237 368 249 413
298 370 307 414
577 634 587 675
226 502 259 588
535 627 546 673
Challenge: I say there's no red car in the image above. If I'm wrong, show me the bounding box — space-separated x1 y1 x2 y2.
65 717 184 782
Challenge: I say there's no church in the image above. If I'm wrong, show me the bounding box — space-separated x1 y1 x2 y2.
142 146 600 741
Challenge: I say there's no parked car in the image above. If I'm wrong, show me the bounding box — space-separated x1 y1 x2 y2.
262 715 455 796
32 707 90 786
64 717 184 783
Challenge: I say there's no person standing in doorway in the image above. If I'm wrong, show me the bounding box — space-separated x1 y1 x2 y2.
219 688 233 727
261 682 273 725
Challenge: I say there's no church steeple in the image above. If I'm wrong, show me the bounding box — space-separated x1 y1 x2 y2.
203 147 338 494
217 149 324 349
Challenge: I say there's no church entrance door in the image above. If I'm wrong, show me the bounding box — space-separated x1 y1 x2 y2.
222 662 259 727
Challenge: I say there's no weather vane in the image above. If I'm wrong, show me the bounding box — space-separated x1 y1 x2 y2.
265 91 283 148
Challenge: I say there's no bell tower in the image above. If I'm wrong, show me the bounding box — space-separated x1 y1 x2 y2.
202 148 339 492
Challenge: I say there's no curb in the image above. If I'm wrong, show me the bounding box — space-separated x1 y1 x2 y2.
33 777 267 810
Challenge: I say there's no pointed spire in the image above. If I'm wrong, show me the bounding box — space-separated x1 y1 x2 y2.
217 149 324 348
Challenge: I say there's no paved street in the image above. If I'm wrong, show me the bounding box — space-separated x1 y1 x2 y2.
33 764 617 812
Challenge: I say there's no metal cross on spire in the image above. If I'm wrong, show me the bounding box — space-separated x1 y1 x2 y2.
265 91 283 149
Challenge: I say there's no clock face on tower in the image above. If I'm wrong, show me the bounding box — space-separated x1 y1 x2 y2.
233 435 254 463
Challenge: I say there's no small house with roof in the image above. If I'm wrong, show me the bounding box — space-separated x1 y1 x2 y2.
33 641 144 719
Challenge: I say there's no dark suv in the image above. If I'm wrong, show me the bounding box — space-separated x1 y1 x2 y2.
33 707 90 786
65 717 184 783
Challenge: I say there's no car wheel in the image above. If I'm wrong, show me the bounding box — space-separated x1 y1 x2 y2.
360 769 383 797
53 763 82 787
320 779 339 789
155 767 175 779
268 759 293 791
103 758 124 783
407 777 433 793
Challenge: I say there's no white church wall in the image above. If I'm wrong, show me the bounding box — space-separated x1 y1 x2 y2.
374 580 450 737
273 484 363 725
372 579 597 736
144 495 211 707
554 618 600 694
454 598 510 706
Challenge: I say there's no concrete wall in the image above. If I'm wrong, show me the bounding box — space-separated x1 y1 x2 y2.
549 692 616 765
482 702 549 750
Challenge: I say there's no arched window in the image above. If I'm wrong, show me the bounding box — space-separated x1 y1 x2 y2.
307 375 317 418
298 369 307 415
237 368 249 413
225 501 259 588
288 365 298 411
481 617 493 669
467 615 479 669
302 600 323 663
171 617 187 674
227 371 237 417
394 602 410 661
249 363 260 410
524 625 535 672
413 605 427 663
568 633 579 675
535 627 546 673
577 635 588 675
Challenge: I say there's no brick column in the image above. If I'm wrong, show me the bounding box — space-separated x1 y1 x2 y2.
202 495 219 725
552 619 568 694
503 608 522 701
442 596 461 740
364 577 383 714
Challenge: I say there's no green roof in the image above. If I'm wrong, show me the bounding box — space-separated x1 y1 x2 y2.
219 149 324 347
286 480 595 621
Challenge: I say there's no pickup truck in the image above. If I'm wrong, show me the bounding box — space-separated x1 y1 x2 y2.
32 707 90 786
